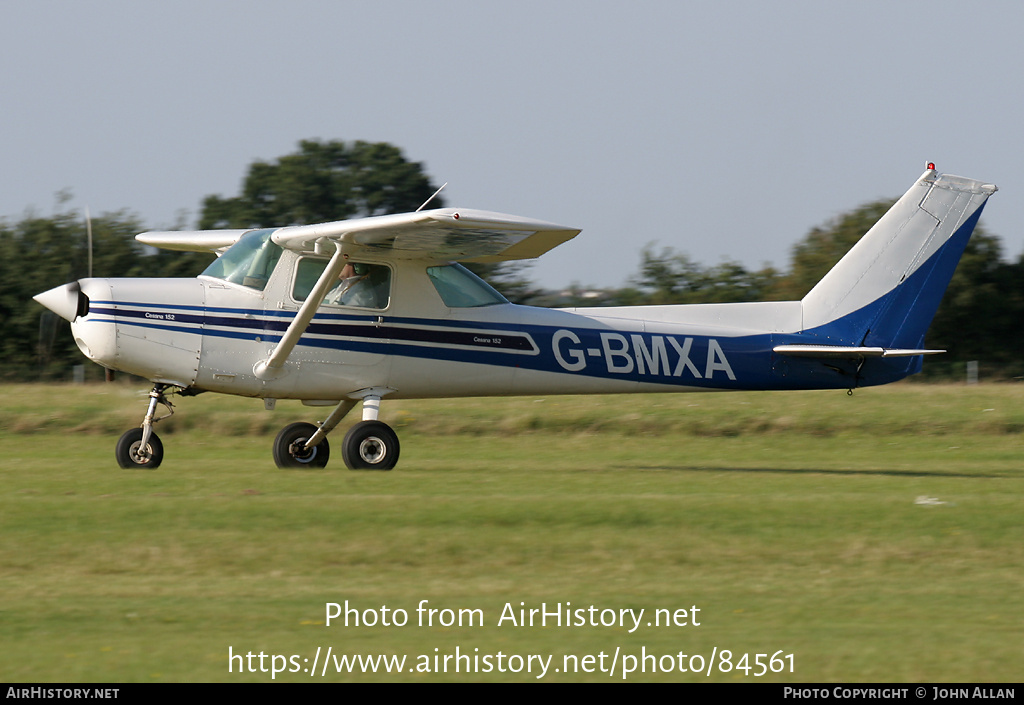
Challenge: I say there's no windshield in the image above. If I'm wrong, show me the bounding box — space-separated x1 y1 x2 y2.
201 229 283 291
427 263 507 307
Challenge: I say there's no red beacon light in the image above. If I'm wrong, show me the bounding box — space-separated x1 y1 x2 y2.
926 162 936 171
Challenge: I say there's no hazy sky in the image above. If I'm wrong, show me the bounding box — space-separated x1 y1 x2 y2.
3 1 1021 289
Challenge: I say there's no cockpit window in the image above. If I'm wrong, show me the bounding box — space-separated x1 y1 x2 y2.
293 258 391 310
427 263 508 308
201 229 283 291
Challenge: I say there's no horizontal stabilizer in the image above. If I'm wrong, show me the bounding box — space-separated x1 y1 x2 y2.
773 345 945 358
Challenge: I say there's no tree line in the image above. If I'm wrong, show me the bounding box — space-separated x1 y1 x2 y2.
4 140 1022 380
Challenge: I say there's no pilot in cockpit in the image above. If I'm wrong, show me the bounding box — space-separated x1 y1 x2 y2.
327 262 388 308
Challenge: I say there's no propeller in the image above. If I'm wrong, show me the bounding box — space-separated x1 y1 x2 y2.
33 208 93 321
85 206 93 278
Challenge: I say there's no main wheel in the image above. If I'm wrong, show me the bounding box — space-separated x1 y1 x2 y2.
115 428 164 469
342 421 400 470
273 422 330 468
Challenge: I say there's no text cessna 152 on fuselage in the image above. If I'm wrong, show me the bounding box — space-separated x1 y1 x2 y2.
35 165 996 471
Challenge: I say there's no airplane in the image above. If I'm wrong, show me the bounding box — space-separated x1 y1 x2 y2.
34 164 996 471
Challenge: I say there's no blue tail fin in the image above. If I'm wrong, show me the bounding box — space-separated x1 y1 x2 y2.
800 167 996 349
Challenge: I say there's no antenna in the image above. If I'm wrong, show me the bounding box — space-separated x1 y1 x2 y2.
416 182 447 212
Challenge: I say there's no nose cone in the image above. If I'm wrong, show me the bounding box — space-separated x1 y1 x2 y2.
34 282 87 322
60 279 118 367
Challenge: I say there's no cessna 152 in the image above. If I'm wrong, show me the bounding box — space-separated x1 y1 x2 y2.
34 165 996 471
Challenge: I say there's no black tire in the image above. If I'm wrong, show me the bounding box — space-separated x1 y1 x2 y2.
273 422 330 469
342 421 400 471
115 428 164 469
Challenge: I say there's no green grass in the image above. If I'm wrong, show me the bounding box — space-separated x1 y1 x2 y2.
0 383 1021 681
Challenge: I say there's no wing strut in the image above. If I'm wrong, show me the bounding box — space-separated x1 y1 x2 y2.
254 242 349 380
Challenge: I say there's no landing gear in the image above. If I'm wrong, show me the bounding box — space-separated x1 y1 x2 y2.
271 389 400 471
273 422 330 468
116 384 174 469
342 421 400 471
115 427 164 469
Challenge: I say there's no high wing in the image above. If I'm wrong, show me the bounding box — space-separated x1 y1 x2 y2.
270 208 579 262
137 208 580 263
136 230 250 254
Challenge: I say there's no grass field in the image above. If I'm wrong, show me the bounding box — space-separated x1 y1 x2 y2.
1 382 1021 682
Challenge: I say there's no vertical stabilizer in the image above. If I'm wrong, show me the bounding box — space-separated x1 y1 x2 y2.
800 167 996 347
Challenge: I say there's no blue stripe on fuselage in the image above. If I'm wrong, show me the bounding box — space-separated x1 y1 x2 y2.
84 302 780 389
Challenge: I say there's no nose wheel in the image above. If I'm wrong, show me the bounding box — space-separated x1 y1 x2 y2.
115 427 164 469
116 384 175 469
